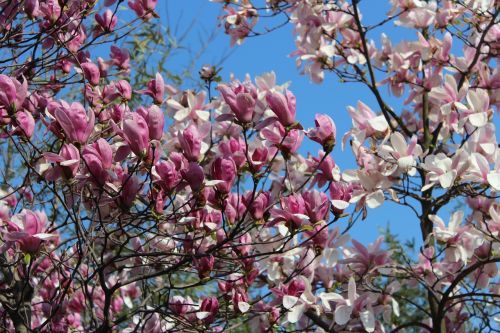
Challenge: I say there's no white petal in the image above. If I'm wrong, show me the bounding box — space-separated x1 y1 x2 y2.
331 200 349 210
360 310 376 332
334 305 353 325
319 292 344 311
366 190 384 209
33 233 56 240
392 298 400 317
60 159 79 166
368 115 389 132
283 295 299 309
487 171 500 191
348 277 357 304
438 170 456 188
468 113 488 127
390 132 408 155
238 302 250 313
173 108 189 121
287 303 305 324
196 311 210 320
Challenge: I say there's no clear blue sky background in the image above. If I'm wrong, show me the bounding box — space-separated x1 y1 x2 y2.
151 0 433 248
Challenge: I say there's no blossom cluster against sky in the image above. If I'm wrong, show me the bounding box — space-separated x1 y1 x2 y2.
160 0 422 246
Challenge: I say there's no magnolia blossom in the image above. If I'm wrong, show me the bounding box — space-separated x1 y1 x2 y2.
378 133 422 176
54 101 95 144
4 210 55 253
320 277 375 332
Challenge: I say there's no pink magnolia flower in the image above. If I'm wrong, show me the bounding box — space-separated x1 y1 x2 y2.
310 151 339 187
82 139 113 184
307 114 336 151
181 162 205 192
170 295 193 316
137 105 164 141
249 146 269 172
422 151 468 191
194 255 215 279
319 277 375 332
346 101 389 140
210 157 237 193
155 160 181 192
141 72 165 104
244 191 270 221
178 125 202 162
54 101 95 144
266 90 296 126
120 175 141 208
110 45 130 70
14 110 35 138
4 209 55 253
44 143 80 181
122 112 150 157
261 122 303 154
430 211 484 263
128 0 158 20
271 193 308 230
94 9 117 35
80 62 100 86
223 6 257 46
460 89 491 128
342 237 390 274
114 80 132 101
329 181 354 214
0 74 27 109
25 0 40 18
232 289 250 313
198 296 219 323
218 82 257 123
167 90 209 122
218 138 246 169
378 133 422 176
302 191 330 223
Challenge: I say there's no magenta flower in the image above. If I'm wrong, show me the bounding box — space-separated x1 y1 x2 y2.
218 83 257 123
110 46 130 70
0 74 27 110
155 160 181 192
198 296 219 323
271 193 308 230
211 157 237 193
302 191 330 222
15 110 35 138
329 181 354 214
141 72 165 104
244 191 270 220
115 80 132 100
178 125 202 162
82 139 113 184
81 62 100 86
95 9 117 34
122 112 150 157
120 175 141 208
266 90 296 126
44 143 80 181
307 114 336 151
194 255 215 279
137 105 164 141
170 296 191 316
54 101 95 144
128 0 158 20
5 210 55 253
181 162 205 192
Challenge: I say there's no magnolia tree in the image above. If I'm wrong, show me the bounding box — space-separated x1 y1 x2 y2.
0 0 500 332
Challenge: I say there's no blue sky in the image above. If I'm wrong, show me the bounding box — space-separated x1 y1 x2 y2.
155 0 425 247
